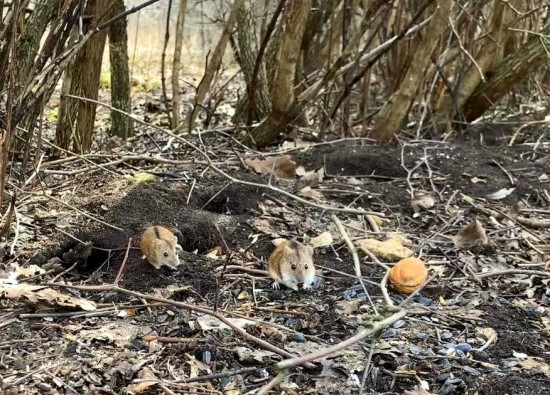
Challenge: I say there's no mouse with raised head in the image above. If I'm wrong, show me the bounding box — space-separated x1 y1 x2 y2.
140 225 182 270
267 239 316 291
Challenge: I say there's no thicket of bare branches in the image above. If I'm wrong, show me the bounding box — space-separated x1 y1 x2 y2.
0 0 548 202
230 0 549 146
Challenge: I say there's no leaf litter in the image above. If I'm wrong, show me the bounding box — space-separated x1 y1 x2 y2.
1 109 550 394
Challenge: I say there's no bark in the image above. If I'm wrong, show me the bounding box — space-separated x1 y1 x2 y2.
462 22 550 122
372 0 454 142
55 0 110 153
184 0 240 132
171 0 188 130
109 0 133 139
247 0 312 148
233 0 271 123
439 0 519 120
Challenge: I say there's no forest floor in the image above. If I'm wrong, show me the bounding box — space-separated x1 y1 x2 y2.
1 91 550 395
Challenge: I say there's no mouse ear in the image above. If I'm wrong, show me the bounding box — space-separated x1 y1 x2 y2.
306 245 314 256
283 245 294 256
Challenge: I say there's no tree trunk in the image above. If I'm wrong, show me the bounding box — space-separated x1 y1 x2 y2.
232 0 271 124
436 0 519 122
246 0 312 148
109 0 133 139
55 0 110 153
184 0 240 132
372 0 454 142
171 0 188 130
55 25 80 152
462 22 550 122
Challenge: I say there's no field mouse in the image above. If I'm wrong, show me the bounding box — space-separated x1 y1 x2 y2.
140 225 182 270
268 239 316 291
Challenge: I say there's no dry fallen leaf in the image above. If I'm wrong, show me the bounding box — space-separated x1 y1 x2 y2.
280 139 313 150
194 316 256 331
309 231 333 248
357 235 414 260
299 186 324 201
471 176 486 184
244 155 296 179
80 322 150 347
452 219 488 249
410 194 435 215
486 187 515 200
235 346 277 363
1 283 97 311
296 165 325 183
128 366 158 393
9 264 47 279
476 327 497 341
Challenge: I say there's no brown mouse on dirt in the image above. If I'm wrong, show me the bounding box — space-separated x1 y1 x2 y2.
268 239 316 291
140 225 182 270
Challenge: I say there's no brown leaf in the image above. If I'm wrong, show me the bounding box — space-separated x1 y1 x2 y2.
410 194 435 214
1 283 97 311
244 155 296 179
452 219 488 249
357 235 414 260
129 367 158 393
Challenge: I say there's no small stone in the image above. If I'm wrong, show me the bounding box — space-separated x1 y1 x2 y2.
409 346 421 355
417 332 428 340
314 304 328 312
380 329 396 339
291 332 306 342
462 366 481 375
201 351 212 364
436 348 447 355
476 337 487 346
392 320 406 329
437 358 450 365
441 331 453 340
437 373 451 383
471 350 490 361
37 383 52 391
414 295 433 306
284 318 301 330
455 343 473 353
343 290 357 300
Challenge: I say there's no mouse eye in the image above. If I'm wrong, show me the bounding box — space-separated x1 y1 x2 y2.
163 252 169 257
291 264 297 270
305 265 309 269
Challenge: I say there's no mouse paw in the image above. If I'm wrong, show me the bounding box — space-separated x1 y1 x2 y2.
271 281 281 290
302 282 313 290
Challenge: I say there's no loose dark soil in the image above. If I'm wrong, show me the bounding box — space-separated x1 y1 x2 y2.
1 128 550 394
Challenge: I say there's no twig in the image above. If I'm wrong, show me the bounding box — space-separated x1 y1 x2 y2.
359 340 376 395
475 268 550 279
379 271 394 307
276 309 406 370
331 214 378 314
172 367 258 384
66 94 385 217
47 282 316 369
114 237 133 284
8 205 20 255
398 273 438 307
254 373 283 395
